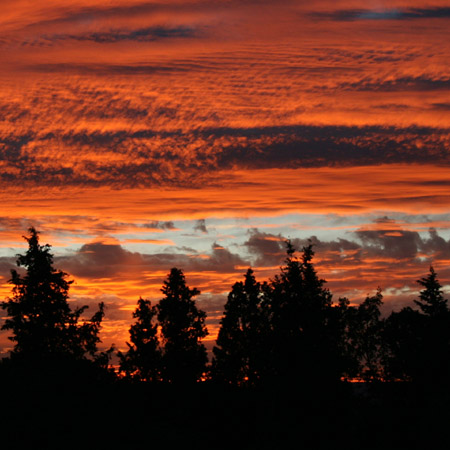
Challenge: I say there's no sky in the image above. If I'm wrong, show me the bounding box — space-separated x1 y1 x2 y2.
0 0 449 355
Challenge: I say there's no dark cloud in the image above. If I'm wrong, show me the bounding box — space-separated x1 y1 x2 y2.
338 76 450 92
213 125 450 171
58 239 249 281
244 223 450 277
354 229 421 260
208 243 247 273
28 63 190 75
244 228 364 268
0 257 18 281
142 221 176 231
194 219 208 234
432 103 450 111
59 241 146 278
311 7 450 22
45 26 199 44
419 228 450 259
244 228 285 266
19 2 192 32
2 124 449 188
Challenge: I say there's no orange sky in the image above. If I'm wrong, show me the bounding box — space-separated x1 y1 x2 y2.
0 0 449 356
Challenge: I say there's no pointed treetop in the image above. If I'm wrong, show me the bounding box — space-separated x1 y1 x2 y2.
414 266 448 317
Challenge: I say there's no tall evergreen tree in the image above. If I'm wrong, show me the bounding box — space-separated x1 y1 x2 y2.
157 268 208 383
118 298 161 381
264 241 337 385
212 268 269 385
1 228 106 362
414 266 448 317
384 267 450 385
414 266 450 385
1 228 112 376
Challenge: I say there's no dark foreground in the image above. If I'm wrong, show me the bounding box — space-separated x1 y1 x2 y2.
1 371 449 450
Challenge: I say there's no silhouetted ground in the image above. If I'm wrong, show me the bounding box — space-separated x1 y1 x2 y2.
1 373 449 449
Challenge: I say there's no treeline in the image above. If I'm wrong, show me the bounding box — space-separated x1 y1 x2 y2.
1 227 450 391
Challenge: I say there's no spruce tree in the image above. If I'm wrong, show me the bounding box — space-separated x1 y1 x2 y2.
265 241 337 386
1 228 107 365
212 268 269 385
415 266 450 385
118 298 161 381
414 266 448 317
384 267 450 385
157 268 208 383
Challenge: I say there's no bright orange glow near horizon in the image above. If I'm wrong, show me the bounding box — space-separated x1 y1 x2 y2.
0 0 449 356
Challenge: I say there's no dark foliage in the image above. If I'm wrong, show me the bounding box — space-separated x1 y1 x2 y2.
1 231 450 448
262 241 343 386
212 268 270 385
344 289 385 381
118 297 161 381
0 228 111 380
157 267 208 383
414 266 448 316
384 266 450 388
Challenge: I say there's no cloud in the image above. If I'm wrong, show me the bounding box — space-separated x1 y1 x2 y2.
244 228 285 266
354 229 421 260
45 26 200 44
58 238 249 283
0 256 17 282
337 76 450 92
59 240 146 278
242 222 450 308
3 217 450 351
431 103 450 111
311 7 450 22
1 123 449 188
142 221 177 231
194 219 208 233
27 63 191 75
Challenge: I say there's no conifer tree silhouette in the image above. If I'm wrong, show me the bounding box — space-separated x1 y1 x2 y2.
384 266 450 385
414 266 450 385
157 268 208 383
118 297 161 381
212 268 270 385
414 266 448 317
1 228 108 369
264 241 337 385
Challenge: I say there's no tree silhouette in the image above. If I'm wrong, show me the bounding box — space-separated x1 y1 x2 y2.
157 268 208 383
1 228 108 367
414 266 448 317
384 267 450 386
118 297 161 381
414 267 450 386
264 241 339 386
383 306 424 382
347 289 385 381
212 268 270 385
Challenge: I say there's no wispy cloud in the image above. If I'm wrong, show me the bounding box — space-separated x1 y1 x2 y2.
311 7 450 22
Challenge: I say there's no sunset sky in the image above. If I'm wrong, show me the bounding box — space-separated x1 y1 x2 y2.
0 0 449 356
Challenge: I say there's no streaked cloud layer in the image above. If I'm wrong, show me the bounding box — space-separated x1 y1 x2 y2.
0 0 449 354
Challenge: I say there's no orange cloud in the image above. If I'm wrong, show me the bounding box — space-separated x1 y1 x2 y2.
1 165 448 223
1 0 449 357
